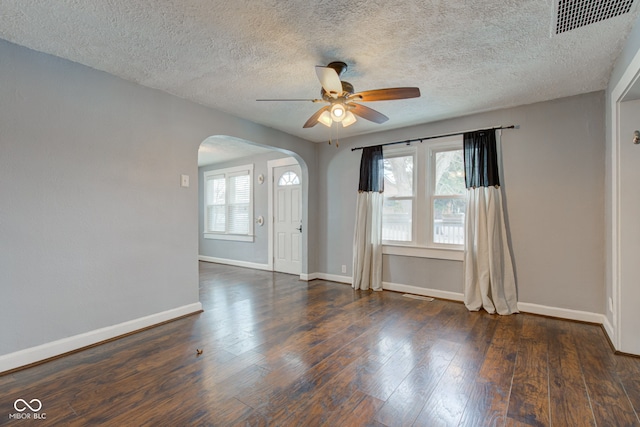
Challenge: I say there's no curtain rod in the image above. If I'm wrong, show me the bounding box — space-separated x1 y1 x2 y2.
350 125 517 151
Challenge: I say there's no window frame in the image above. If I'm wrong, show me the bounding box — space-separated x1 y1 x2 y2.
382 135 465 256
428 143 466 249
277 170 301 186
203 164 254 242
381 147 417 245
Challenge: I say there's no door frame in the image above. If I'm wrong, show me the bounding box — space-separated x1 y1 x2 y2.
609 42 640 352
267 157 302 275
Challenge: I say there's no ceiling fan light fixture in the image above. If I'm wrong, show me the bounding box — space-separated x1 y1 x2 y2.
330 103 346 122
259 62 420 131
318 110 332 127
342 111 357 127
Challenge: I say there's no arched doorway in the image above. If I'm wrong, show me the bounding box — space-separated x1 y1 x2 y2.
197 135 309 276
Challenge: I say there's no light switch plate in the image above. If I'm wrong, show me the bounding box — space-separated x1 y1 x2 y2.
180 174 189 188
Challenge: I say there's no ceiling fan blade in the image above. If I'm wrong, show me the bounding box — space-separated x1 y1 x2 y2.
315 66 343 98
303 105 331 128
348 87 421 102
257 98 322 102
350 103 389 124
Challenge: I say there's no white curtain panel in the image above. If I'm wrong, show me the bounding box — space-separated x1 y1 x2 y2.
464 186 518 314
352 191 383 291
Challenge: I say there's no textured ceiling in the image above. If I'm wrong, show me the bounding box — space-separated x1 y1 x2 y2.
1 0 639 143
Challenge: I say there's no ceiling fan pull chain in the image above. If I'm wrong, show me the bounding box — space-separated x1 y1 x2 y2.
328 120 336 145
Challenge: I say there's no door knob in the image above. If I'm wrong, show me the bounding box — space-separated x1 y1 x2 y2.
296 224 302 233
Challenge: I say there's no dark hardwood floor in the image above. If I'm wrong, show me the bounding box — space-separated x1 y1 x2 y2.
2 261 640 426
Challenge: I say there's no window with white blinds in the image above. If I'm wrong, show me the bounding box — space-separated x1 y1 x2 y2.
204 164 254 241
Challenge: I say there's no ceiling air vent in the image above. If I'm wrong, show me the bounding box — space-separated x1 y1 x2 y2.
555 0 635 34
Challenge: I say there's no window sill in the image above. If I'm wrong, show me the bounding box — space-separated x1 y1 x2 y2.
382 244 463 261
204 233 254 242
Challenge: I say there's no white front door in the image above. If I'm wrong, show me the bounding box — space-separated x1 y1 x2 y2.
273 164 302 275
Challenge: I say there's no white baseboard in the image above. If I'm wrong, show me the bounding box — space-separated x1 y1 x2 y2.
382 280 607 325
383 281 464 301
602 316 616 349
199 255 271 271
516 302 605 324
0 302 203 374
200 256 318 281
306 272 352 284
300 272 318 281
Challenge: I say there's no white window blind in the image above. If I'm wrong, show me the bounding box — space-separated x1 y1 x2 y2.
228 173 250 234
204 165 253 241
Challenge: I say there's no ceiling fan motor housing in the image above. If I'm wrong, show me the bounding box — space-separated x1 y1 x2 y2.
327 61 348 76
321 81 354 100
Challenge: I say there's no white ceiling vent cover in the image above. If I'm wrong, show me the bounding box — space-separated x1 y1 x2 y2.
555 0 635 34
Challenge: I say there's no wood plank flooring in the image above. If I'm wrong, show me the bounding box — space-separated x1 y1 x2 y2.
1 261 640 426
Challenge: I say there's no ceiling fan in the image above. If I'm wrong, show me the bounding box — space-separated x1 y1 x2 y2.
257 61 420 129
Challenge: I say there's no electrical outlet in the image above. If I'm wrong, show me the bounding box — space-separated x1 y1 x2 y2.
341 265 347 274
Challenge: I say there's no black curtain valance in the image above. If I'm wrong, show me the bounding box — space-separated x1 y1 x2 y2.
464 130 500 188
358 145 384 192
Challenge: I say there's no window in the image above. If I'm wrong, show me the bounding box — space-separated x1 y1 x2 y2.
382 151 415 242
382 136 466 250
204 164 254 241
278 170 300 186
432 148 465 245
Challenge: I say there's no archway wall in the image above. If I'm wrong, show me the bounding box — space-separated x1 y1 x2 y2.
192 135 316 277
0 38 318 371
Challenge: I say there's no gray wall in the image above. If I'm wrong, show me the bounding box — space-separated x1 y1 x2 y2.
198 151 290 264
0 39 318 357
318 91 605 313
